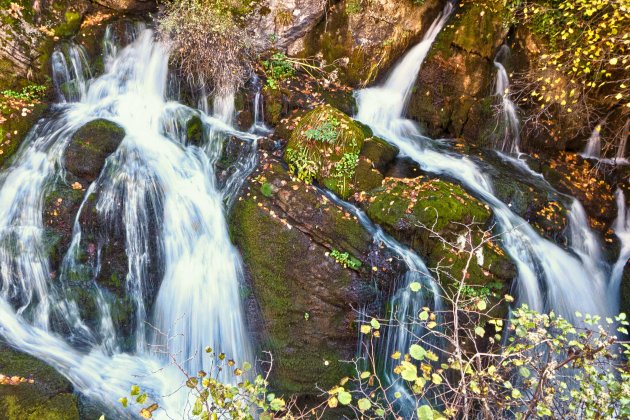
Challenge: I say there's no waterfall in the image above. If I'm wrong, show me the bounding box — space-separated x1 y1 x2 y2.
493 46 520 154
249 75 272 135
582 124 602 159
320 189 440 409
0 27 257 416
355 1 454 136
355 3 611 325
611 189 630 312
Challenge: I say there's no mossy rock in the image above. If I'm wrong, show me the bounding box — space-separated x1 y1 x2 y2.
362 176 515 309
230 157 384 395
286 105 367 198
186 114 204 146
63 119 125 181
0 342 79 420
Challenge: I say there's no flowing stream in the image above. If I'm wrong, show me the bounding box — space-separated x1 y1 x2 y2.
0 27 258 417
355 2 613 325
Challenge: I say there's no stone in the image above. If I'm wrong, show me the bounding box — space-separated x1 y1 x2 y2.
63 119 125 182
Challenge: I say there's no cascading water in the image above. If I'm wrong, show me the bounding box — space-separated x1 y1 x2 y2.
493 45 520 154
611 189 630 313
321 189 440 408
582 124 602 159
249 75 272 135
0 27 257 417
355 2 612 325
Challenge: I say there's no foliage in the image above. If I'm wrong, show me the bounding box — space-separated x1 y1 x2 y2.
124 349 291 419
157 0 261 95
285 147 318 183
510 0 629 144
329 248 361 269
325 222 630 419
331 150 359 194
303 117 340 143
262 53 295 90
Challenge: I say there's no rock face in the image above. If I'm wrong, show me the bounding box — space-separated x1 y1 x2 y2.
252 0 445 85
407 0 509 144
0 342 79 420
92 0 156 11
230 156 398 394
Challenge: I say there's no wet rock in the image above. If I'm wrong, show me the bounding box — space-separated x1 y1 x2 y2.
230 156 395 395
360 176 516 311
282 0 445 85
92 0 156 12
63 119 126 182
0 342 79 420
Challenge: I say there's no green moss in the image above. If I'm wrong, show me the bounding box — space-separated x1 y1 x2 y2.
0 343 79 420
53 11 82 38
186 115 204 145
286 105 367 198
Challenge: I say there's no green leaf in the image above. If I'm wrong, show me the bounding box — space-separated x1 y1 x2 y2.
400 361 418 381
409 282 422 292
130 385 140 396
119 397 128 408
475 326 485 337
409 344 426 361
370 318 381 330
417 405 434 420
243 361 252 371
519 367 531 378
192 397 203 416
270 398 286 411
419 311 429 321
186 377 199 389
136 393 147 404
477 300 487 311
431 373 442 385
360 371 371 379
360 324 372 334
357 398 372 412
512 389 522 399
338 391 352 405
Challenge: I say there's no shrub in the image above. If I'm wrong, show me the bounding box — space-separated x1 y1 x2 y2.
157 0 261 95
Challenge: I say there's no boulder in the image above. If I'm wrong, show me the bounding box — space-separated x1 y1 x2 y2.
285 104 397 198
407 0 509 144
359 176 516 311
63 119 125 181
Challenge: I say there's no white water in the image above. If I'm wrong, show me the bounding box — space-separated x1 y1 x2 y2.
582 124 602 159
320 189 440 407
611 189 630 313
493 46 520 154
355 4 611 324
0 28 257 417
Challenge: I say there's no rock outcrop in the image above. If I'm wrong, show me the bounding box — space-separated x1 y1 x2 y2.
231 156 398 394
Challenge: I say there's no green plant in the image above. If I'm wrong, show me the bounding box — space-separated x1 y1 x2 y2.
260 182 273 197
330 249 361 269
262 52 295 89
285 147 318 183
331 151 359 196
123 349 291 419
303 117 340 143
